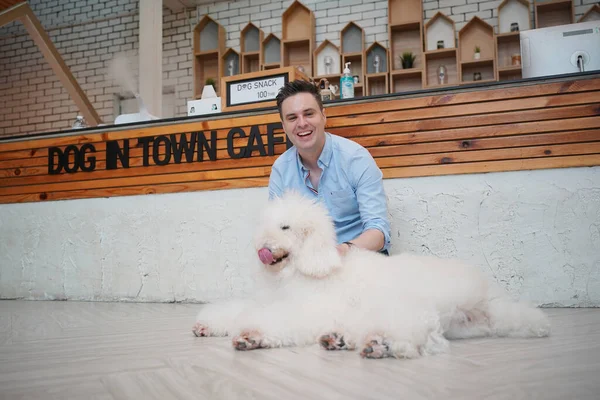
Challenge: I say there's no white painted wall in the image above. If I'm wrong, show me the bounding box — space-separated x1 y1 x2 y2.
1 166 599 306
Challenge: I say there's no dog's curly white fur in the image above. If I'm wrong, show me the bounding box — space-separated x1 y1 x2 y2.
193 191 550 359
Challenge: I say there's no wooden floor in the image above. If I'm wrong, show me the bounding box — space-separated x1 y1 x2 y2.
0 301 599 400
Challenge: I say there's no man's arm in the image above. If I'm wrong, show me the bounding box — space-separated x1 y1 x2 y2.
338 147 391 255
336 228 384 256
268 163 283 200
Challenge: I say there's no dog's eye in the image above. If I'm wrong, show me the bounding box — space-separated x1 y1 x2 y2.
281 225 290 230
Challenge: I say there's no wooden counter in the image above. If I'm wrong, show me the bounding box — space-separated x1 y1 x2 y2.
0 72 599 205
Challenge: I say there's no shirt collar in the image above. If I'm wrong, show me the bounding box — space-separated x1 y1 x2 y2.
296 132 333 171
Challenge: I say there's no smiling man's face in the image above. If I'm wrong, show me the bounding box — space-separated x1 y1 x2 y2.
280 92 327 156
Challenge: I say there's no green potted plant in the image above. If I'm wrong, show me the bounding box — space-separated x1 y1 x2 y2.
474 46 481 60
399 52 416 69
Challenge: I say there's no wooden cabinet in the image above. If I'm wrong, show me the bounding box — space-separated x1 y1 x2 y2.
222 48 240 78
281 0 315 77
240 23 263 74
458 17 496 85
388 0 424 92
340 22 365 97
535 0 574 28
496 0 530 81
192 15 226 99
261 33 281 70
365 42 389 96
424 12 458 87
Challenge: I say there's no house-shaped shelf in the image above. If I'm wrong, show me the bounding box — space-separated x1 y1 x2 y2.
389 0 422 26
365 42 389 96
496 0 530 82
534 0 574 28
423 12 458 87
261 33 281 70
222 48 240 77
193 15 226 98
424 12 456 51
388 0 424 87
578 4 600 22
281 0 315 76
458 16 496 84
314 39 341 78
340 22 365 96
389 20 424 92
498 0 531 33
241 22 263 74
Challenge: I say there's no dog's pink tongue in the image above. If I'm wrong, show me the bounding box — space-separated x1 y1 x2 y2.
258 248 274 264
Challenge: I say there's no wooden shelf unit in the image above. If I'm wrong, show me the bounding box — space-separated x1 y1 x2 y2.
495 0 529 82
366 73 389 96
192 15 226 99
389 22 424 92
458 16 496 85
390 69 423 92
222 48 241 78
577 4 600 22
340 22 366 97
495 32 522 81
314 39 341 78
535 0 574 28
424 12 456 51
365 42 389 95
389 0 422 26
261 33 281 70
388 0 424 92
240 23 263 74
498 0 531 34
424 13 457 88
424 48 458 87
281 0 315 77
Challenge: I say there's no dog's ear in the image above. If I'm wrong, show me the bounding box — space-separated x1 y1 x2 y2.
294 226 342 278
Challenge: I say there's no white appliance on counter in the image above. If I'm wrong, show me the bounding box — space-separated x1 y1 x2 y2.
520 20 600 79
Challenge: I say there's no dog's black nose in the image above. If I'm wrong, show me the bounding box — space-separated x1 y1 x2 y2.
236 341 246 350
363 346 373 354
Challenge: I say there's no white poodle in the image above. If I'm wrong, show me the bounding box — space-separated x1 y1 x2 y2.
192 191 550 359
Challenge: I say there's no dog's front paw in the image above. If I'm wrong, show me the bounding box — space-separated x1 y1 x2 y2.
232 330 263 351
192 322 211 337
319 332 355 351
360 333 423 359
360 334 393 359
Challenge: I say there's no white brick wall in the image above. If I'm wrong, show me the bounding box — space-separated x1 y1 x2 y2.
0 0 196 137
0 0 594 137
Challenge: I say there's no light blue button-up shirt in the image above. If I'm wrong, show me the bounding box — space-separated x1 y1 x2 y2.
268 132 391 251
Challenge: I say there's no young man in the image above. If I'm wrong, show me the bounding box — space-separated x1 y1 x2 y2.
269 80 391 256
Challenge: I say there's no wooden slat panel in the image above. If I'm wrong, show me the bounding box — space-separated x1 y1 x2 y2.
323 78 600 117
329 103 600 139
1 78 599 154
325 92 600 128
0 75 599 204
375 142 600 168
0 165 272 196
0 177 270 204
0 97 597 164
1 129 598 182
382 154 600 179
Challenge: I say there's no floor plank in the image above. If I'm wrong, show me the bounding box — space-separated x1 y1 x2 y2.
0 301 598 400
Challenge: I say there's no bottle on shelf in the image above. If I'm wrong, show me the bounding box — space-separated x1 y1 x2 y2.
340 62 354 99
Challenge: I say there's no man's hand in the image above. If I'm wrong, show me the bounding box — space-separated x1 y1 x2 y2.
336 242 352 257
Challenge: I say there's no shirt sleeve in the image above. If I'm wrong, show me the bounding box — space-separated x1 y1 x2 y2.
268 162 284 200
349 147 392 251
